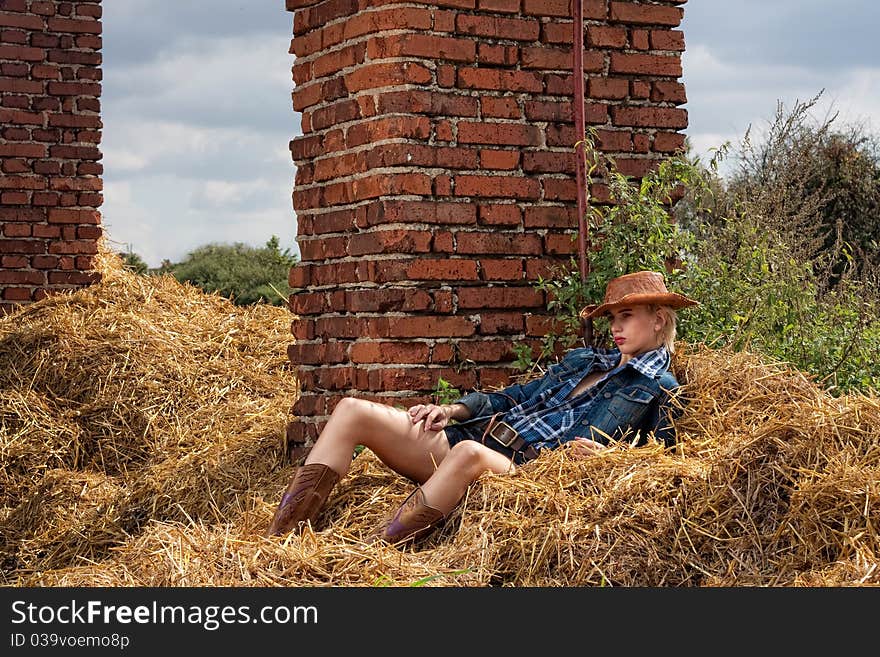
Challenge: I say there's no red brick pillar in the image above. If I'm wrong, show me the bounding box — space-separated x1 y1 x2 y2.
284 0 688 455
0 0 103 315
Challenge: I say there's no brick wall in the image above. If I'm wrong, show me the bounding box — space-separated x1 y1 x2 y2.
0 0 103 315
284 0 689 456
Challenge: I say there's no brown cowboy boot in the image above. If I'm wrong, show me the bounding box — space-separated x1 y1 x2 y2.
265 463 340 537
375 487 445 544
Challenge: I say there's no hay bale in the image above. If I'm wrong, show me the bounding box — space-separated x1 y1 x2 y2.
3 246 878 586
1 247 294 581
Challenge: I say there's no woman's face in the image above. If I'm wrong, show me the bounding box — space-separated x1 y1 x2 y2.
607 305 663 356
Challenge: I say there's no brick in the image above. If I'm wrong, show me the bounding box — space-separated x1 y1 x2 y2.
0 239 46 255
458 285 544 309
478 204 521 226
458 122 542 146
587 25 627 48
456 231 542 255
1 191 29 204
47 270 99 285
350 341 430 364
542 178 577 201
651 80 687 103
405 258 479 281
47 17 101 34
47 240 98 255
367 199 477 226
480 96 521 119
458 339 517 363
311 42 366 78
344 61 432 93
545 232 578 254
0 12 45 29
0 143 46 157
653 131 686 153
346 115 431 148
610 2 683 26
651 29 685 51
308 99 361 131
454 175 541 200
287 341 350 366
631 29 650 50
0 44 44 61
524 206 578 228
3 287 32 301
456 14 540 41
479 149 520 170
477 42 518 66
47 208 100 224
479 312 525 334
523 151 575 174
610 53 682 77
366 367 439 393
377 89 479 117
345 287 433 312
479 366 523 389
458 68 543 93
348 229 433 256
358 315 477 339
521 46 571 70
2 223 31 237
0 175 44 190
1 255 28 268
479 258 524 281
367 33 476 62
611 106 688 129
523 0 605 19
0 108 42 125
589 77 629 99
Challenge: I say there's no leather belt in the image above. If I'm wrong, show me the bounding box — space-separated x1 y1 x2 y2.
481 413 539 462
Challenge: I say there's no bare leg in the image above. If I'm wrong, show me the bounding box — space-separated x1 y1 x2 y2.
305 397 452 483
419 440 515 514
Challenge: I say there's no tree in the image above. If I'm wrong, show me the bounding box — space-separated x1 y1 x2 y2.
164 236 298 306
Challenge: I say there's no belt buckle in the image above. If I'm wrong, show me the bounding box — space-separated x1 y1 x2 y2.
488 421 517 448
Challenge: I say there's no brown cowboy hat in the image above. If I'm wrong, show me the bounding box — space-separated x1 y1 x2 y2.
580 270 699 319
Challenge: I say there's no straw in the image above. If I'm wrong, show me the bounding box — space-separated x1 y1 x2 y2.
2 244 877 586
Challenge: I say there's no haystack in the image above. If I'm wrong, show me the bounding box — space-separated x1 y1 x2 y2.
1 248 877 586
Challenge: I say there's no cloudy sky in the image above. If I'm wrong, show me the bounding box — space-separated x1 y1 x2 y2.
99 1 879 268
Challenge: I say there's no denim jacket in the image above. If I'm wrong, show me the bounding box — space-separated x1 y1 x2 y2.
453 346 682 449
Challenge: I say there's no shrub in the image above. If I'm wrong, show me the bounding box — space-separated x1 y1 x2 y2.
159 236 297 306
527 104 880 393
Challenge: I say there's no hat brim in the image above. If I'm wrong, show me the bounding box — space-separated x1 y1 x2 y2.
580 292 699 319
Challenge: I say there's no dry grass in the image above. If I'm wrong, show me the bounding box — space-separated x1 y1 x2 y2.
1 246 877 586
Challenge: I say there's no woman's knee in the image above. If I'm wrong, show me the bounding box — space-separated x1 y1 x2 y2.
446 440 491 471
331 396 369 419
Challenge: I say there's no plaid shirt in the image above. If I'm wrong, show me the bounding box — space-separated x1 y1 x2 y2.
503 345 671 451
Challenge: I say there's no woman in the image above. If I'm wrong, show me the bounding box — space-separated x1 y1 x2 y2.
266 270 698 543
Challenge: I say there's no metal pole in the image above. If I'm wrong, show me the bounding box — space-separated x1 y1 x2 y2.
572 0 593 344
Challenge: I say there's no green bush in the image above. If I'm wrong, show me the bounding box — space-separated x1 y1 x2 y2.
526 104 880 394
162 236 298 306
119 236 298 307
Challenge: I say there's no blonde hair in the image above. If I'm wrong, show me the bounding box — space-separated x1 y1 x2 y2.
651 304 678 353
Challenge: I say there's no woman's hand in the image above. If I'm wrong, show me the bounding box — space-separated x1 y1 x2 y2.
407 403 452 432
570 437 607 458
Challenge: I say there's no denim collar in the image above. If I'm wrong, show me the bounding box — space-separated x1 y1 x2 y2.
593 345 670 380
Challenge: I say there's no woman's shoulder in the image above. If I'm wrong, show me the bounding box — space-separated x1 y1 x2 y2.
560 345 606 366
657 369 680 390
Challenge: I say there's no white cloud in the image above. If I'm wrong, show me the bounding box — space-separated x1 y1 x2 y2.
100 8 297 269
682 42 880 168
